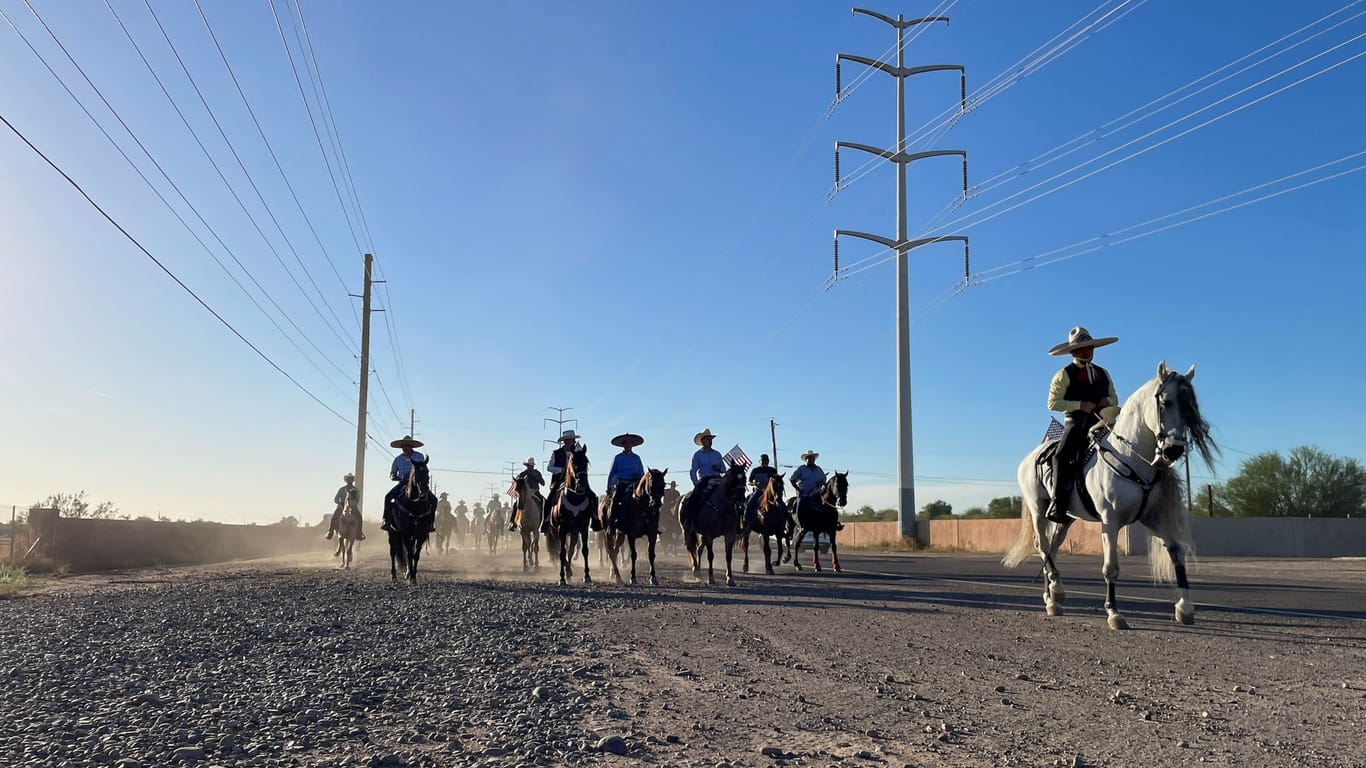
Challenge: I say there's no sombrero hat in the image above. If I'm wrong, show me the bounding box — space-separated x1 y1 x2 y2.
390 435 424 449
1048 326 1118 356
800 450 819 461
693 428 718 446
611 433 644 448
439 492 448 498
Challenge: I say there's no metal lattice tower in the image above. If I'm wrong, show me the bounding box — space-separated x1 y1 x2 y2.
832 8 971 542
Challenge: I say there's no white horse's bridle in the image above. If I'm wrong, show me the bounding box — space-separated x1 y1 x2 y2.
1151 371 1189 470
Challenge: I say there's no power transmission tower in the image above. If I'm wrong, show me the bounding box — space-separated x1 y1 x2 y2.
544 406 578 451
832 8 971 543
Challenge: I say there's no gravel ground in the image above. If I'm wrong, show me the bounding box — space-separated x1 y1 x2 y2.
2 544 1364 768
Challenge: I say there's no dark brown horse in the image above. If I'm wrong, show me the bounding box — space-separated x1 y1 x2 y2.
600 468 668 585
389 456 436 582
550 449 594 585
740 473 788 575
790 471 849 573
679 464 747 586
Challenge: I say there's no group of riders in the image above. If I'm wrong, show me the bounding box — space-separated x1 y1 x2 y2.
323 427 842 543
322 324 1115 541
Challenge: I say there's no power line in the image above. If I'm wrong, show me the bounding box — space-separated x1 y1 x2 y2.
0 110 353 425
1 2 355 391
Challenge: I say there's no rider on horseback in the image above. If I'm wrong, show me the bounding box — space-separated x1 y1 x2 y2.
508 457 544 531
325 472 363 540
383 435 433 532
682 428 724 527
604 433 645 531
1045 326 1120 524
544 430 602 532
744 453 779 530
792 450 840 530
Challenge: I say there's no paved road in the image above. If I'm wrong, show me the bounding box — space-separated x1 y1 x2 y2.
834 551 1366 624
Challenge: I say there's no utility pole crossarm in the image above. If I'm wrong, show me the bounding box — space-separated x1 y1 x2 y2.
852 8 949 29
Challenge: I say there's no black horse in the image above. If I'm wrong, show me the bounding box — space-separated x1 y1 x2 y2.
740 472 789 575
601 468 668 585
550 450 595 585
388 456 436 582
790 471 849 573
679 464 747 586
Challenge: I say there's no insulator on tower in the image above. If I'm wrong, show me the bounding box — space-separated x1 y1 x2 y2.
964 244 971 282
834 149 841 187
835 61 842 100
833 237 840 276
959 74 967 114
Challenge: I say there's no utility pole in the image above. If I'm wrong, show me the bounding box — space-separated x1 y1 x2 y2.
832 8 970 543
351 253 375 517
770 419 779 467
409 408 417 438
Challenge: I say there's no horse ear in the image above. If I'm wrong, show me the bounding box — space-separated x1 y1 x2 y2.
1157 360 1168 378
661 468 668 477
1185 364 1196 381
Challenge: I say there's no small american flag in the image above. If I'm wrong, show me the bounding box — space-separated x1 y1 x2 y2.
1042 417 1065 444
723 444 752 469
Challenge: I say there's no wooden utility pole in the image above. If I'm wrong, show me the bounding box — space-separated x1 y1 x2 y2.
352 253 374 515
770 419 778 467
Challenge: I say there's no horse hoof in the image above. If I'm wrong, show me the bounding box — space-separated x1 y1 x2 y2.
584 576 592 584
833 565 842 573
1045 603 1062 617
743 564 750 573
1176 608 1195 625
726 577 736 587
765 567 775 576
793 563 803 571
650 576 659 586
1107 614 1129 631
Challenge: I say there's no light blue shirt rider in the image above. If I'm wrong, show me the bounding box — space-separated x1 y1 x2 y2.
391 451 426 482
690 448 724 486
791 464 826 499
607 452 644 490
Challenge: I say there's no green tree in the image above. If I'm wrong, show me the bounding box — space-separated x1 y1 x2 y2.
1218 446 1366 517
276 516 300 527
960 506 988 518
32 491 118 519
917 500 953 520
986 496 1023 518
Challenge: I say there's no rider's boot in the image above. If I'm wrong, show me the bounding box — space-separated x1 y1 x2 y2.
508 510 518 532
1046 460 1073 524
325 510 337 539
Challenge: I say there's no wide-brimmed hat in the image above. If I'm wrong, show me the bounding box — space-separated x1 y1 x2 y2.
492 493 500 498
1048 326 1118 357
391 435 424 449
523 457 536 467
558 430 580 443
458 499 466 504
801 450 820 461
668 480 677 488
343 472 355 481
611 432 644 448
694 428 718 446
439 492 448 498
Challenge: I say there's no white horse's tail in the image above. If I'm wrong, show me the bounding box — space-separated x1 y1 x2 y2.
1002 498 1036 568
1146 471 1196 583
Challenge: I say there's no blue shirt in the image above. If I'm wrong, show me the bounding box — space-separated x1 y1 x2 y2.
391 451 426 482
607 451 644 489
791 464 826 498
690 448 724 486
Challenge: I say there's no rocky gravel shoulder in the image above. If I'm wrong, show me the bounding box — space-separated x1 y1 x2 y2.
2 550 1364 767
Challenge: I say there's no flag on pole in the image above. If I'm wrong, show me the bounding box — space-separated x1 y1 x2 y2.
1042 417 1064 444
723 444 752 469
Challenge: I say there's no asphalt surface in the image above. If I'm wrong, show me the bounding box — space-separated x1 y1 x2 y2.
835 551 1366 625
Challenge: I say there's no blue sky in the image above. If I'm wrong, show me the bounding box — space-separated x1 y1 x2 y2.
2 0 1363 523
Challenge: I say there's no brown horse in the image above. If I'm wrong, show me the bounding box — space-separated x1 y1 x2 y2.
334 495 362 569
601 468 668 585
740 473 788 575
513 473 544 572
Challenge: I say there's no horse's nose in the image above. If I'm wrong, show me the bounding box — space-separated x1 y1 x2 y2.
1162 444 1186 462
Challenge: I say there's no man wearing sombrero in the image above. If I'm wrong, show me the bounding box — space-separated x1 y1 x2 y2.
604 433 645 530
326 471 363 541
1045 326 1120 524
383 435 427 531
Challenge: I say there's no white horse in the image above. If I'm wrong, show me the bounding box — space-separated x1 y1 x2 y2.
1004 361 1217 630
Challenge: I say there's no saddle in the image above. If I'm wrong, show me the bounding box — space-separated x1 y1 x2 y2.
1036 435 1102 521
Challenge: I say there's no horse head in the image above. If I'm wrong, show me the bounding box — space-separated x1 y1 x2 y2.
761 473 786 508
405 456 432 503
1148 362 1218 470
641 468 668 511
825 471 850 508
721 464 748 505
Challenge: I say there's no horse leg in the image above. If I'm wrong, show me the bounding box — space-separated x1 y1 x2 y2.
812 531 823 572
581 524 592 584
644 530 655 582
762 535 775 575
1030 507 1070 615
724 534 736 587
627 535 639 585
1166 540 1195 625
792 527 806 571
559 530 569 585
1102 523 1127 630
610 533 624 584
829 530 841 573
705 537 716 586
741 528 751 573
